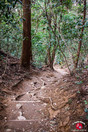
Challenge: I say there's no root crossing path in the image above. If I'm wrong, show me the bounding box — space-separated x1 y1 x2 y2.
3 66 84 132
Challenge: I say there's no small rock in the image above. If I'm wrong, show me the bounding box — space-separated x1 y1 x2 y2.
16 104 22 109
17 116 26 120
53 103 57 106
41 86 46 89
4 117 7 120
22 128 25 132
59 121 63 127
6 129 12 132
63 117 70 126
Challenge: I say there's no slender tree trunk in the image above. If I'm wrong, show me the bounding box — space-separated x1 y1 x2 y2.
45 54 48 65
21 0 31 68
47 45 57 70
45 0 58 70
50 44 57 70
74 0 86 69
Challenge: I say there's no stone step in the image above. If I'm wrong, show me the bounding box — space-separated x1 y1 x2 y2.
5 120 50 132
6 101 49 121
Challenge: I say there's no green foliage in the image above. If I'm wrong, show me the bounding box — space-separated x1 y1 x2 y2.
84 100 88 105
75 81 83 85
32 31 47 67
77 4 84 13
0 0 18 20
67 98 72 104
0 2 23 57
62 14 78 39
62 0 72 9
0 0 88 69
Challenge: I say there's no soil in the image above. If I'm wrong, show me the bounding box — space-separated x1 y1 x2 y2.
0 54 88 132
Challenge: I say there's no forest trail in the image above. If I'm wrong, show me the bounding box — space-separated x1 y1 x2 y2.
1 65 86 132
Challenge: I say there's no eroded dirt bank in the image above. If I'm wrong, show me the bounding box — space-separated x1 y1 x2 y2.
0 64 88 132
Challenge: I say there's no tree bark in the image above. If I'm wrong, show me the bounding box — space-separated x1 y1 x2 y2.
45 0 57 70
21 0 31 68
74 0 86 69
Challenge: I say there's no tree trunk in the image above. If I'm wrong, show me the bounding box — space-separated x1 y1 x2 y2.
45 0 58 70
49 43 57 70
21 0 31 68
74 0 86 69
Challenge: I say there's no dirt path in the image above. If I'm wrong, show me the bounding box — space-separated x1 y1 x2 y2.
2 66 86 132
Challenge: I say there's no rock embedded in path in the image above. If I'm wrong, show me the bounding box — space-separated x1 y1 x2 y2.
63 116 70 126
